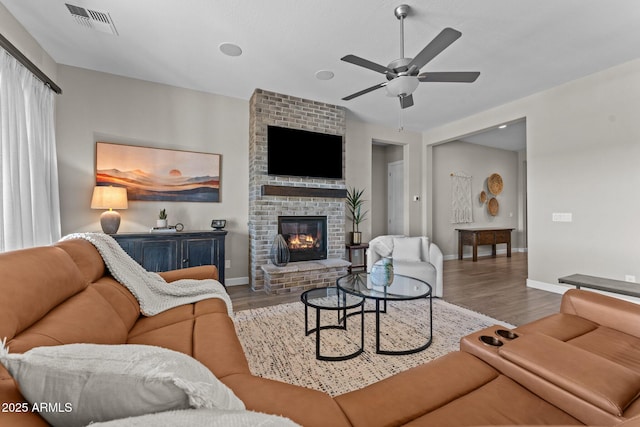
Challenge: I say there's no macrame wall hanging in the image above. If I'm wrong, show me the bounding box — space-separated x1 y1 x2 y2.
450 172 473 224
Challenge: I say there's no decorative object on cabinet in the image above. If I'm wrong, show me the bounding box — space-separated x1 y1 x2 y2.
487 173 503 195
95 142 221 202
270 234 290 267
346 187 368 244
487 197 499 216
91 186 128 234
110 230 227 284
157 209 168 228
211 219 226 230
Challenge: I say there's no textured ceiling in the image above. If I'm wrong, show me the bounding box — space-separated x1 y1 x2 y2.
3 0 640 138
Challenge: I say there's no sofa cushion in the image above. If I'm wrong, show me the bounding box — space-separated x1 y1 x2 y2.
55 239 106 283
392 237 422 262
128 309 251 379
567 326 640 373
0 343 245 427
7 286 130 353
499 333 640 416
335 351 581 427
0 246 88 342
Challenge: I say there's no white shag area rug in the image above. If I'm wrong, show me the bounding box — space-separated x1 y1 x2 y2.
233 298 514 396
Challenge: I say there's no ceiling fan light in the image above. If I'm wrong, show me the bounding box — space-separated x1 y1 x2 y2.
386 76 419 97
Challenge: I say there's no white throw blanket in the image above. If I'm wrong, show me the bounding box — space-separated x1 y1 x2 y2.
60 233 233 316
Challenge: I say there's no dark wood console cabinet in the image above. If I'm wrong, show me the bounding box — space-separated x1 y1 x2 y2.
456 227 514 262
111 231 227 284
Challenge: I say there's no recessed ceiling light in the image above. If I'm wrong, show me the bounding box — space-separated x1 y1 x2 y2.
315 70 334 80
219 42 242 57
498 124 507 129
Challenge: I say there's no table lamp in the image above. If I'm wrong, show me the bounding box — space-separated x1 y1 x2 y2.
91 186 128 234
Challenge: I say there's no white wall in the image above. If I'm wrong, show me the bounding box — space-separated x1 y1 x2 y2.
346 117 423 242
0 2 57 81
424 58 640 289
55 65 250 284
431 141 520 258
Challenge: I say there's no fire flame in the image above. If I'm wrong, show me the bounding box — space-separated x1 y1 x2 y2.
288 234 317 250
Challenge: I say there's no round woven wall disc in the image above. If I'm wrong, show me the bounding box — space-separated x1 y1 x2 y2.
488 173 504 195
479 190 487 203
488 197 499 216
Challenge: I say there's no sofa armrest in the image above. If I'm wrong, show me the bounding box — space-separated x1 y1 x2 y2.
221 374 351 427
158 265 219 283
499 332 640 416
366 248 382 273
561 289 640 338
429 243 444 297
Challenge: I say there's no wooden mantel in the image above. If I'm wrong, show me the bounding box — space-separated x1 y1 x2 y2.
261 185 347 198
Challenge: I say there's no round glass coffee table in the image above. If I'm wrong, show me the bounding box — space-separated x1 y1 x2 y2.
300 287 365 361
337 272 432 355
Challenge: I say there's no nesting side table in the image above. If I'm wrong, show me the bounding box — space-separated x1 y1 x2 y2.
301 287 364 361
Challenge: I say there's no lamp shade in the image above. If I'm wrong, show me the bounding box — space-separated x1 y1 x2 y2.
91 186 128 210
385 75 419 97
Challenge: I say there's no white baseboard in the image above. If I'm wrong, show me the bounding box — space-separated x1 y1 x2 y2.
444 247 527 261
225 276 249 287
526 279 571 294
527 279 640 304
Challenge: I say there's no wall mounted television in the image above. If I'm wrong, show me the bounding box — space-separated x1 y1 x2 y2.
267 125 343 179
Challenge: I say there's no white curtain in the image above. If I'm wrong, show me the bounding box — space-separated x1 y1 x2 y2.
450 173 473 224
0 47 61 251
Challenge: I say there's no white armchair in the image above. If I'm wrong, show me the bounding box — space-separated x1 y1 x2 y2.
367 235 444 297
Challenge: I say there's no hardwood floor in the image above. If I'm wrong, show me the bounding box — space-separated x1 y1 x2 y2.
442 252 561 326
228 252 562 326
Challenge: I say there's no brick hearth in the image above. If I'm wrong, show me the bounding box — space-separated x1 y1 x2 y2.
249 89 347 292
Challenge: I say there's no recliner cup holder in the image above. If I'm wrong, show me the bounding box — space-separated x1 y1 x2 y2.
495 329 519 340
479 335 503 347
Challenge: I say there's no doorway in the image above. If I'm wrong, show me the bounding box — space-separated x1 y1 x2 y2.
388 160 404 234
371 142 404 237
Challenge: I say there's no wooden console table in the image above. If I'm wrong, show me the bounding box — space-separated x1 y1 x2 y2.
111 230 227 284
558 274 640 298
456 227 514 262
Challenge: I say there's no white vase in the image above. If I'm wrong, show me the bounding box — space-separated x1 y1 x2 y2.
156 219 168 228
370 257 394 287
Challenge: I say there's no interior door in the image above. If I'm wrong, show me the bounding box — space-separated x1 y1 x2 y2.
388 160 404 235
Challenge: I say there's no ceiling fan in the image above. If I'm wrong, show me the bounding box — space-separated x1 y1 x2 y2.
341 4 480 109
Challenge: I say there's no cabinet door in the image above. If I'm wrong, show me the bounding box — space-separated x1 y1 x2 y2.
116 240 136 259
182 238 217 268
182 237 225 284
136 239 178 272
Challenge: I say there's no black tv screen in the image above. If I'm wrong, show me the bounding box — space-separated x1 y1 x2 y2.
267 126 343 179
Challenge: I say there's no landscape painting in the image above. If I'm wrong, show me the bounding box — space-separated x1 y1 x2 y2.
96 142 220 202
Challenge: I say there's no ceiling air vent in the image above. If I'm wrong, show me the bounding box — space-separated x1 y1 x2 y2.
65 3 118 35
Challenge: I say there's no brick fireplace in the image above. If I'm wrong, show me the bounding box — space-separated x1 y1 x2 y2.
249 89 349 293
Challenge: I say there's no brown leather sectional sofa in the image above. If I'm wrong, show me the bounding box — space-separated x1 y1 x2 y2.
1 238 640 427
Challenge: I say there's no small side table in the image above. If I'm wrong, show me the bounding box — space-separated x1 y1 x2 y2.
346 243 369 273
301 287 364 361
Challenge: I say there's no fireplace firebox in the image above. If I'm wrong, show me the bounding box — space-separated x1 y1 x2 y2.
278 216 327 262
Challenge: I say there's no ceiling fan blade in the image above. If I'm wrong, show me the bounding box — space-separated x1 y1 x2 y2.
342 82 387 101
341 55 394 75
418 71 480 83
408 27 462 71
399 94 414 109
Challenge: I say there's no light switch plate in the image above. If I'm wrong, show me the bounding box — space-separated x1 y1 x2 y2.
552 213 572 222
